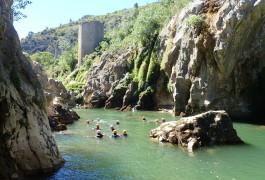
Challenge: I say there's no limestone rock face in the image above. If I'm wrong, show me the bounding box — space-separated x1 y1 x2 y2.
21 28 77 57
162 0 265 119
122 82 137 108
21 36 55 55
105 86 127 109
155 74 174 109
0 0 64 178
30 61 73 109
150 111 243 151
30 61 80 130
83 51 130 108
49 104 80 131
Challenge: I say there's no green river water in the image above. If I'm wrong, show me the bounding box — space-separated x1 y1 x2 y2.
45 109 265 180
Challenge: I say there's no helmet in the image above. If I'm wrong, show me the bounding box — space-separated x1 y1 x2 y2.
123 130 127 133
113 130 117 133
97 130 101 134
96 124 99 127
155 119 159 122
110 125 113 127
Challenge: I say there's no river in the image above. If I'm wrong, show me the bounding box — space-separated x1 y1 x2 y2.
45 109 265 180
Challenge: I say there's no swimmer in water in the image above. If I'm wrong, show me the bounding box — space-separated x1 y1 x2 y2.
162 118 166 123
116 120 120 125
112 130 119 138
155 119 159 123
142 116 146 121
93 124 101 130
122 130 128 136
96 130 103 138
110 125 115 131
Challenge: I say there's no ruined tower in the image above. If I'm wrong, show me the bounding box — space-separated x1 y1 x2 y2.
78 21 104 65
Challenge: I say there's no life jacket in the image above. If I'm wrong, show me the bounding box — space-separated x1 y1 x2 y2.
112 133 119 138
97 133 103 138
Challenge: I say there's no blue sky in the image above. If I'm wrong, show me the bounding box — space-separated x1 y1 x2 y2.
14 0 159 39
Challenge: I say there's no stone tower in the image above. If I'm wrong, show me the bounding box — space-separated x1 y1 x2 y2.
78 21 104 65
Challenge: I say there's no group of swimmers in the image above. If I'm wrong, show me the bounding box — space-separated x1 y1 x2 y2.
86 118 127 138
142 117 166 123
86 116 166 139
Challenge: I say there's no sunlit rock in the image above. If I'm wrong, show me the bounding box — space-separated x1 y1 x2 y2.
150 111 243 151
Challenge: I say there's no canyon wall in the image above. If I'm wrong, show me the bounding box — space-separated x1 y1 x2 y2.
0 0 64 179
162 0 265 119
82 0 265 121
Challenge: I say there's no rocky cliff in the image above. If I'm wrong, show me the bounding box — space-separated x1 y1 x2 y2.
0 0 64 179
82 0 265 122
163 0 265 120
82 51 131 108
30 61 80 131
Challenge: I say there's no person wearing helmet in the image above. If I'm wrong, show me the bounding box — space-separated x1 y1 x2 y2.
155 119 159 123
122 130 128 136
142 116 146 120
110 125 115 131
116 120 120 125
162 118 166 123
112 130 119 138
94 124 100 130
96 130 103 138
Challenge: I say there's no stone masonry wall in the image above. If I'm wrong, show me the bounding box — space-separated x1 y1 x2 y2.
78 21 104 65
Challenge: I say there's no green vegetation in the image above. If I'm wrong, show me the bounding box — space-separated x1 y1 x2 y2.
29 46 78 79
30 52 56 70
65 82 86 93
24 0 191 99
97 0 192 97
187 15 205 28
99 0 183 52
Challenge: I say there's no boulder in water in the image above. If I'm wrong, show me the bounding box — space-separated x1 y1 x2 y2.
150 111 243 151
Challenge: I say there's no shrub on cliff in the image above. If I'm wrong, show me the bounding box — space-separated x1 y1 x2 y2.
187 15 205 28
